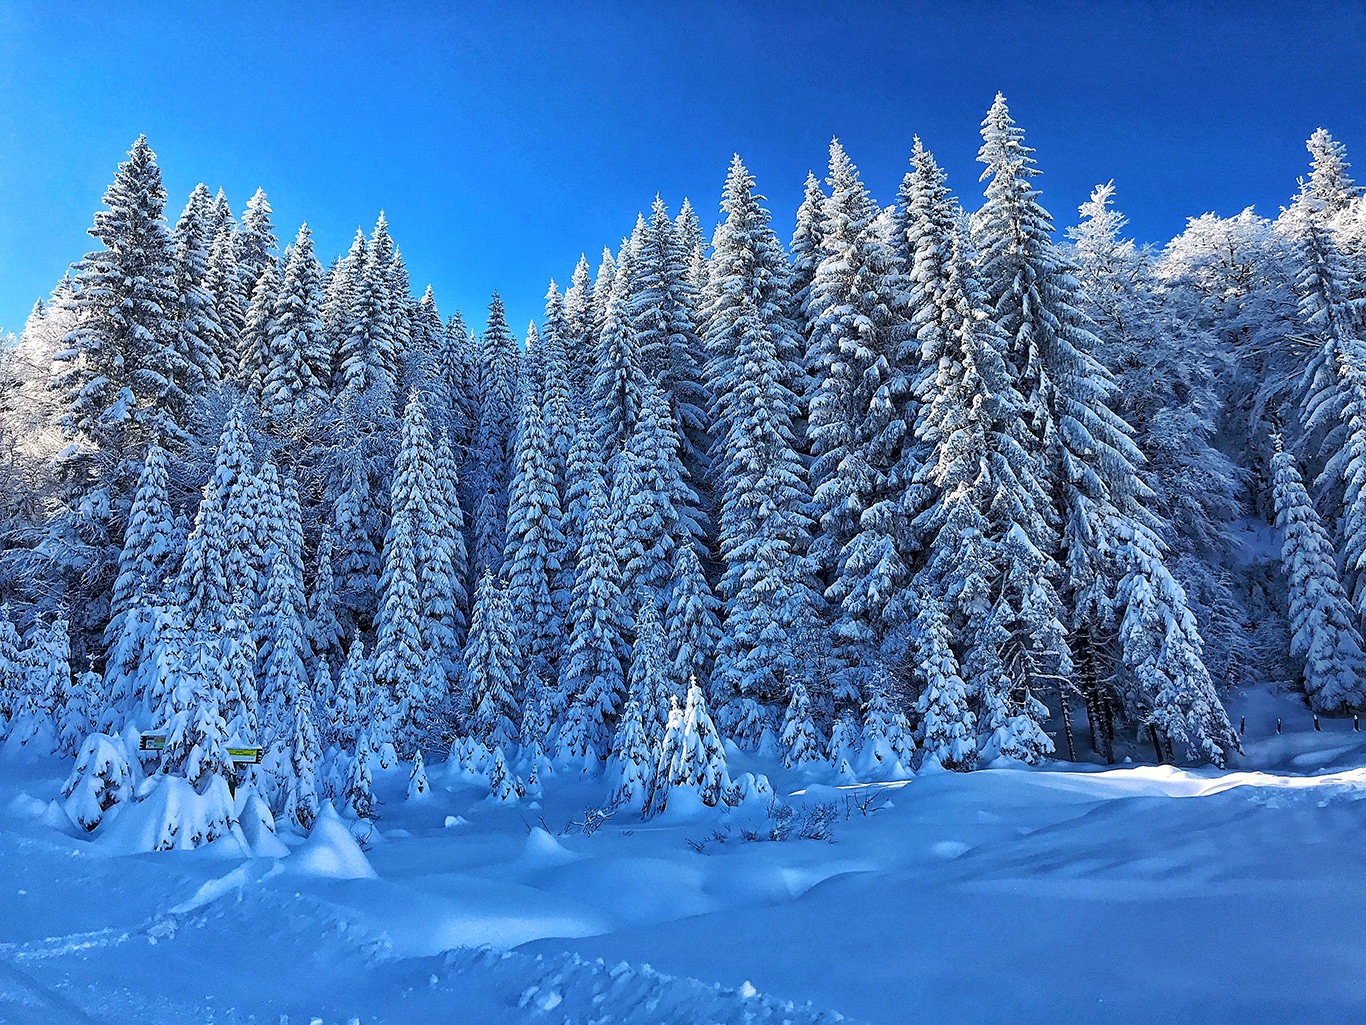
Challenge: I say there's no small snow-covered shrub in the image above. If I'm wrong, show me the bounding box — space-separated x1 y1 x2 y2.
61 733 135 830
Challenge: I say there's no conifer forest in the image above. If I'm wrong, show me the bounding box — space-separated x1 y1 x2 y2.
3 75 1366 1023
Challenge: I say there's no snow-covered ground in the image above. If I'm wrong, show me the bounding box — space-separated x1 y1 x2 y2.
2 685 1364 1025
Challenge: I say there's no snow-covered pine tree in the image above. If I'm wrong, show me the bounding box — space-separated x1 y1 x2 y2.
859 668 916 778
562 254 596 397
664 542 722 704
305 530 345 668
805 141 909 678
332 443 382 633
591 250 650 461
257 552 310 742
789 170 827 352
975 94 1225 758
0 607 22 739
262 223 330 428
1067 181 1244 682
57 136 188 495
779 675 825 769
539 285 577 493
559 479 630 769
336 213 399 407
325 638 366 752
648 677 729 815
206 221 246 379
170 183 225 397
913 591 976 771
236 187 278 298
107 442 178 645
630 196 711 488
703 155 818 746
1270 434 1366 714
469 294 520 581
614 384 706 602
463 571 520 748
502 370 565 679
374 393 436 750
10 617 70 749
430 431 469 655
238 260 280 401
1307 128 1359 216
281 673 322 830
177 404 256 633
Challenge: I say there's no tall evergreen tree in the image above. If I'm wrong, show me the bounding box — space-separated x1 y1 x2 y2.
464 571 519 748
502 374 566 678
703 155 818 745
58 136 188 491
1271 434 1366 714
262 224 330 427
559 479 630 767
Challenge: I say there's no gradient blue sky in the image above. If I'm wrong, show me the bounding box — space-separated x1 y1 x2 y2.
1 1 1363 337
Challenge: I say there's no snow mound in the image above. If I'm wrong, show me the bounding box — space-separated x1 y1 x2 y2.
288 801 377 880
522 826 580 867
94 775 248 855
442 947 852 1024
236 789 290 858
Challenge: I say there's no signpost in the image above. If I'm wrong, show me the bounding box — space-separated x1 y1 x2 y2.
139 734 264 796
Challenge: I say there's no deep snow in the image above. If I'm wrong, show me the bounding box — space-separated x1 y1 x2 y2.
1 685 1364 1025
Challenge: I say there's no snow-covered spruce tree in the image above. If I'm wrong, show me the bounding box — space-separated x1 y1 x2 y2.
1067 181 1244 683
238 259 280 401
559 479 630 769
609 600 668 809
170 183 225 397
262 223 330 429
664 542 723 704
559 412 606 620
205 221 246 379
214 601 259 744
107 442 178 644
975 93 1230 762
430 431 469 655
281 674 322 831
856 669 915 779
1110 516 1240 765
502 370 565 679
703 155 819 746
57 135 188 499
1271 434 1366 713
236 187 278 298
10 616 70 749
469 294 520 581
562 254 596 397
1287 189 1366 614
538 286 577 488
154 634 232 809
780 675 825 769
374 393 437 751
257 553 309 744
0 607 22 739
630 196 712 489
1307 127 1359 217
789 170 827 350
805 140 910 676
913 591 976 771
176 403 256 634
463 571 520 748
335 213 398 406
591 250 650 462
614 383 706 602
676 198 709 294
647 677 729 816
331 443 382 633
326 637 368 752
305 530 345 668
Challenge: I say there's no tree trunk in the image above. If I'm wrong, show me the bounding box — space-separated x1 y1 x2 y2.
1059 680 1077 762
1148 723 1164 764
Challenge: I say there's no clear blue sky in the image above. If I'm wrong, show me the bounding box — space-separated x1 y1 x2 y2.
1 1 1363 337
